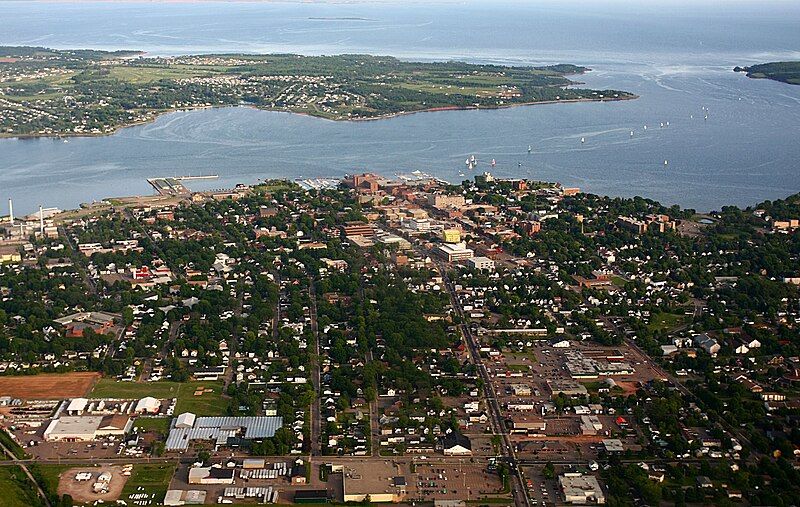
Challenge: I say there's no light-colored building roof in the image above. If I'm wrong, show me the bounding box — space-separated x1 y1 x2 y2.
135 397 161 413
44 416 103 441
176 412 196 429
66 398 88 413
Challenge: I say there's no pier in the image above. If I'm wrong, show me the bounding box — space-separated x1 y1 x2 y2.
147 175 218 195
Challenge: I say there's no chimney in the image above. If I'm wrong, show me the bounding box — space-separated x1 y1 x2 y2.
7 199 12 226
39 205 44 236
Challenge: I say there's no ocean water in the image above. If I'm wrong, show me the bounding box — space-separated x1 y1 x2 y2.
2 0 800 214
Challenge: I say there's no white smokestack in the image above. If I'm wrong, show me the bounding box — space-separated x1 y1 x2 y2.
7 199 12 226
39 205 44 236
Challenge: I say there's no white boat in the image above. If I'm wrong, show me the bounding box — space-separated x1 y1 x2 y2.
527 145 532 153
581 137 585 144
643 125 647 130
664 160 668 166
630 131 634 137
491 159 496 167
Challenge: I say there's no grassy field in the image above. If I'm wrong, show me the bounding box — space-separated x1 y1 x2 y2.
29 464 71 500
119 463 176 504
134 417 172 435
0 466 43 507
648 312 690 332
90 379 229 416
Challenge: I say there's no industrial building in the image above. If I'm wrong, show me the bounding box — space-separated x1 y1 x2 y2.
43 414 132 442
165 414 283 451
187 467 235 485
163 489 207 506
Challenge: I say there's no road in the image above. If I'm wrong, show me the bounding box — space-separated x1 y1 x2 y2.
307 276 322 457
434 258 530 507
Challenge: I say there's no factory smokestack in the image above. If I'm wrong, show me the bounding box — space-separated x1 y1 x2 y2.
7 199 12 226
39 205 44 236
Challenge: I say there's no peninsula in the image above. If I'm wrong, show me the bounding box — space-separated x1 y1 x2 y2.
734 61 800 85
0 46 634 138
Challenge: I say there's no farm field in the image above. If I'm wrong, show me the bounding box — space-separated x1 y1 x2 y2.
0 372 99 400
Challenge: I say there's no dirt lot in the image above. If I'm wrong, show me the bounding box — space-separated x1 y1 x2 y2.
57 466 128 504
0 372 99 400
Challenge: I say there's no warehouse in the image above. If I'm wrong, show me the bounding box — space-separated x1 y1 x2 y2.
188 467 235 485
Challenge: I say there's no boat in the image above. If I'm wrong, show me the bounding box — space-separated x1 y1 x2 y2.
660 122 664 128
491 159 496 167
630 131 634 137
664 160 668 166
643 125 647 130
580 137 585 144
666 121 670 126
527 145 532 153
518 162 522 168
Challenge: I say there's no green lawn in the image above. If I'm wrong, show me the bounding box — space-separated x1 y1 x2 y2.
120 463 176 504
29 464 71 500
0 466 44 507
134 417 172 435
90 379 229 416
647 312 690 332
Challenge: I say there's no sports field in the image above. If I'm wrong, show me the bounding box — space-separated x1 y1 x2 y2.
0 372 99 400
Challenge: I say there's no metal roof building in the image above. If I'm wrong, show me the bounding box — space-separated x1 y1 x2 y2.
166 415 283 451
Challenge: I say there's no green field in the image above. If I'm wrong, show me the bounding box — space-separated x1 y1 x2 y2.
119 463 176 504
647 312 690 332
134 417 172 435
29 464 72 501
0 466 44 507
90 379 229 416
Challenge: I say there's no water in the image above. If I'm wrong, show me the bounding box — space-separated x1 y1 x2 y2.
2 0 800 215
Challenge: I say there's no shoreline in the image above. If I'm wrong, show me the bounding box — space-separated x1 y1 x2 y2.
0 94 637 141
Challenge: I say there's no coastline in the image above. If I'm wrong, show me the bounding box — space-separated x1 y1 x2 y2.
0 94 638 140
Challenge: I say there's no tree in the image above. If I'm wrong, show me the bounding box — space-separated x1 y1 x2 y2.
197 449 211 464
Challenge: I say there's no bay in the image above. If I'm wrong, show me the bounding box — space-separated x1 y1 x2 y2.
2 0 800 214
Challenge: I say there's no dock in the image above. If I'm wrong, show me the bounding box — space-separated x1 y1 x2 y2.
147 175 218 195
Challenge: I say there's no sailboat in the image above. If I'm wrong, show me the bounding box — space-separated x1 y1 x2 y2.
527 145 532 153
664 160 668 166
580 137 585 144
630 130 634 137
491 159 496 167
643 125 647 130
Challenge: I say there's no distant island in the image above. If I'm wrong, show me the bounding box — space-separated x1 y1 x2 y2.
734 61 800 85
0 46 634 138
